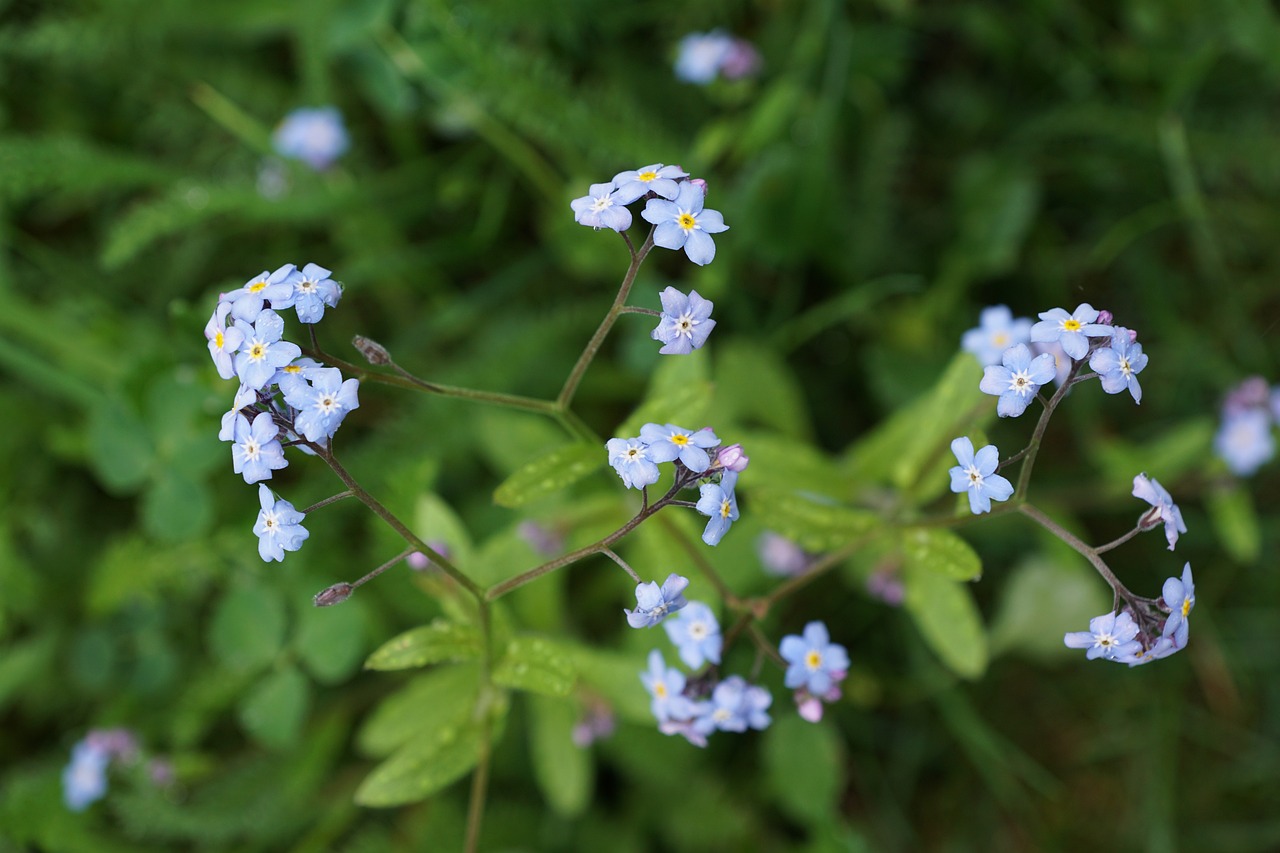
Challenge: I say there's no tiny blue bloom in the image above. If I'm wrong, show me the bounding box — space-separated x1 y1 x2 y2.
978 343 1057 417
948 437 1014 514
640 649 696 723
611 163 687 204
281 367 360 443
1215 409 1274 476
232 411 288 483
663 601 722 669
779 621 850 695
205 302 244 381
1030 303 1112 360
639 423 720 473
641 182 729 266
606 437 661 489
570 183 633 231
695 471 739 546
253 484 310 562
961 305 1033 367
1161 563 1195 649
272 106 349 171
691 676 758 735
651 287 716 354
674 31 734 84
1063 610 1142 661
1132 473 1187 551
62 740 109 812
291 263 342 324
225 265 302 324
232 309 302 391
1089 327 1147 403
219 384 259 442
626 573 690 628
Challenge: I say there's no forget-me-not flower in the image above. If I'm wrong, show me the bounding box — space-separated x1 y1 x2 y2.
1030 303 1112 360
253 484 310 562
641 649 695 724
205 302 244 380
1063 610 1142 661
570 183 633 231
233 309 302 391
1161 563 1195 649
641 182 729 266
611 163 687 204
780 621 850 695
1090 327 1147 403
272 106 349 171
219 384 259 442
224 264 301 324
281 367 360 443
231 411 288 483
663 601 722 668
961 305 1033 366
695 471 739 546
1132 473 1186 550
1215 409 1274 476
626 573 690 628
674 31 734 84
691 676 768 735
652 287 716 354
62 739 109 811
640 423 720 473
979 343 1057 417
291 263 342 324
948 437 1014 514
606 437 661 490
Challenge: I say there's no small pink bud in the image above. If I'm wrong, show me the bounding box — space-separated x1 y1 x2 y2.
1127 328 1138 343
716 443 749 472
1096 309 1114 325
406 552 430 571
313 582 353 607
689 177 708 197
797 695 825 723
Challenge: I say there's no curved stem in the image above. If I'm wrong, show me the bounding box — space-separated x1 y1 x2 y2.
1014 360 1086 499
600 548 642 583
300 490 354 514
1094 524 1143 555
1017 503 1141 607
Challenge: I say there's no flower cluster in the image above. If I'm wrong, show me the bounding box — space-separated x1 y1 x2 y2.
1214 375 1280 475
780 622 849 723
674 30 762 84
1064 564 1196 666
62 728 171 811
272 106 349 171
606 427 747 546
205 263 357 561
570 164 729 265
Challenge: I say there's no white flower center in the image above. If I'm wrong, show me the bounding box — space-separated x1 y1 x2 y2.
242 438 260 460
689 622 708 641
1119 357 1132 378
965 464 984 488
590 195 613 212
1008 369 1034 396
676 312 696 337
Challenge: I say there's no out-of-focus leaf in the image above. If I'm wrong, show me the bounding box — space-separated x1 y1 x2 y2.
412 492 476 570
86 396 153 493
1206 482 1261 563
357 664 481 758
294 594 367 684
714 338 811 439
492 441 602 508
492 635 575 697
142 469 213 541
952 156 1039 277
364 620 482 671
901 527 982 581
209 583 287 674
903 562 988 679
748 488 880 551
615 352 714 438
528 694 592 816
762 715 845 827
354 720 483 807
990 558 1112 660
237 665 309 749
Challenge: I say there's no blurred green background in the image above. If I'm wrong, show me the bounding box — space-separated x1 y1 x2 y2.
2 0 1279 850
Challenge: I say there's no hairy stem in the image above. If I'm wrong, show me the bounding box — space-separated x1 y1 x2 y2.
1018 503 1140 607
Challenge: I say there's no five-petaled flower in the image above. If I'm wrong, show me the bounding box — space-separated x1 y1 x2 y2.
640 423 720 473
1090 327 1148 403
664 601 723 669
961 305 1033 367
641 182 729 266
1030 303 1111 360
231 411 288 483
272 106 349 171
232 309 302 391
1161 563 1195 648
1063 610 1142 660
253 484 310 562
652 287 716 354
695 471 739 546
570 183 633 232
780 621 850 695
612 163 687 204
641 649 696 723
948 437 1014 514
606 437 662 489
625 573 690 628
979 343 1057 417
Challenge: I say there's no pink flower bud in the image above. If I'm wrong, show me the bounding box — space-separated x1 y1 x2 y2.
716 443 749 472
1096 309 1114 325
797 694 825 723
689 177 709 197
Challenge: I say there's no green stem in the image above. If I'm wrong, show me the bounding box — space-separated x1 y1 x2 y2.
1094 524 1143 555
1014 360 1088 499
300 490 354 514
1017 503 1140 607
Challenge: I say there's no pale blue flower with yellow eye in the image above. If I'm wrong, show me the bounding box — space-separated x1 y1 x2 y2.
780 621 849 695
612 163 687 204
281 367 360 443
640 423 720 473
979 343 1057 417
641 649 695 723
695 471 739 546
626 573 690 628
1161 563 1195 649
1030 303 1112 360
292 263 342 324
641 183 729 266
570 183 633 231
1090 327 1147 403
1063 610 1141 661
948 437 1014 514
205 302 244 380
233 309 302 391
219 384 259 442
961 305 1032 366
226 265 302 324
253 484 310 562
691 675 757 735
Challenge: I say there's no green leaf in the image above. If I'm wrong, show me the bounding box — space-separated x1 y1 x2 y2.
86 396 153 493
1206 483 1261 563
492 441 602 509
492 635 576 697
357 664 481 758
208 583 287 674
354 720 483 807
900 528 982 581
762 715 846 827
714 338 811 439
293 595 367 685
237 665 309 749
412 492 475 570
528 695 592 817
142 469 213 541
903 562 988 679
364 620 482 671
747 488 880 551
616 352 714 438
989 558 1112 660
570 647 651 724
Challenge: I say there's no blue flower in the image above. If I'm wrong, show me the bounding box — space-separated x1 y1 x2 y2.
1089 327 1147 403
651 287 716 354
1030 303 1112 360
961 305 1032 366
757 531 813 577
639 423 720 473
641 182 729 266
640 649 696 723
611 163 687 204
224 265 302 324
674 31 734 84
1132 473 1186 551
663 601 722 668
62 740 109 811
1062 610 1142 661
219 384 259 442
570 183 633 231
231 411 288 484
1161 563 1195 649
205 302 244 381
1215 409 1274 475
695 471 739 546
948 437 1014 514
691 676 764 735
281 367 360 443
232 309 302 391
291 263 342 324
626 573 690 628
605 437 661 489
272 106 349 171
253 484 309 562
270 355 328 390
978 343 1057 417
779 621 850 695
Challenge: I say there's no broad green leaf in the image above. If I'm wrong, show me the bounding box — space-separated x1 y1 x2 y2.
492 441 602 509
989 558 1111 660
901 528 982 581
714 338 811 439
762 715 846 827
903 562 988 679
747 488 880 551
732 431 848 497
354 720 483 807
616 351 714 438
492 635 575 697
86 396 153 493
364 620 482 671
1206 483 1261 563
528 695 592 816
570 647 651 724
1087 418 1215 492
237 665 309 749
209 583 287 674
357 664 481 758
294 595 367 685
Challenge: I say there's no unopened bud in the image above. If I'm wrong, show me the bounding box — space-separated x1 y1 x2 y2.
352 335 391 365
1127 328 1138 343
689 177 708 197
716 443 749 472
1096 309 1113 325
313 582 354 607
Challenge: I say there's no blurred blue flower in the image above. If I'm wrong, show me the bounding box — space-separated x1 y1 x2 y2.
961 305 1032 366
1215 409 1274 475
652 287 716 354
1062 610 1141 661
674 31 733 84
281 367 360 443
695 471 739 546
232 309 302 390
291 263 342 324
1161 563 1195 649
641 182 729 266
690 676 767 735
640 649 695 723
223 264 301 324
231 411 288 483
570 182 633 231
663 601 722 668
253 484 309 562
979 343 1057 417
780 621 849 695
1132 473 1186 550
640 422 720 473
1089 327 1147 403
611 163 686 204
273 106 349 171
626 573 689 628
62 740 109 812
606 436 661 489
1030 303 1111 360
948 437 1014 514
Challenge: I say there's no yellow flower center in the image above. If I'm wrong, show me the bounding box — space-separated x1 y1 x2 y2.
806 650 823 669
993 332 1009 346
1062 318 1082 332
678 213 697 230
1182 598 1192 617
284 364 302 374
249 343 266 359
247 279 268 293
654 682 668 698
214 330 225 348
638 170 658 182
671 434 689 446
719 499 732 519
